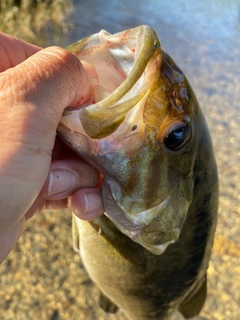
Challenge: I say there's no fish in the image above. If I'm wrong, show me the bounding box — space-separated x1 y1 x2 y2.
57 25 218 320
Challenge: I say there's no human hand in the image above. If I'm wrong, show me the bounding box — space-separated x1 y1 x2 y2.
0 33 104 263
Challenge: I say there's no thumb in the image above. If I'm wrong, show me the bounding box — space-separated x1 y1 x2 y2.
1 46 92 138
0 47 93 235
0 218 25 264
1 46 92 155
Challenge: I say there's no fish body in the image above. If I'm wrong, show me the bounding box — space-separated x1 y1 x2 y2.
58 26 218 319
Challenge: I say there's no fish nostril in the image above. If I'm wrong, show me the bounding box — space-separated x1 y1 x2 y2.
132 125 137 131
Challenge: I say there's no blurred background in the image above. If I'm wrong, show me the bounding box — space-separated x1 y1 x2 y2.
0 0 240 319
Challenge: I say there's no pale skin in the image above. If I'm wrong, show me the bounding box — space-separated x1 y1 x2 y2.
0 33 104 264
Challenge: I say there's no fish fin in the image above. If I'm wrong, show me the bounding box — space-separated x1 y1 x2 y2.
72 213 80 253
179 275 207 319
99 291 119 314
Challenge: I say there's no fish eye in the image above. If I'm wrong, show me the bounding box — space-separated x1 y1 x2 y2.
162 122 191 151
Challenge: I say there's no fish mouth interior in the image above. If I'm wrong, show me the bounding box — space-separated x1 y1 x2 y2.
65 30 137 111
62 26 160 139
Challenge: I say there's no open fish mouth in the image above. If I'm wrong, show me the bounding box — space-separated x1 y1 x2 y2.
58 25 194 255
60 25 160 139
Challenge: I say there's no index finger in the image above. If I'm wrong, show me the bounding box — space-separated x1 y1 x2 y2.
0 32 41 72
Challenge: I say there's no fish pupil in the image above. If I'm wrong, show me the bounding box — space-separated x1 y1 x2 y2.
163 125 190 151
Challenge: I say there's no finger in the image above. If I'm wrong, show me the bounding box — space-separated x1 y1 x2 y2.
0 47 94 162
0 47 94 234
0 32 41 71
24 196 69 221
0 218 25 264
70 187 104 221
0 46 93 128
41 159 100 200
51 136 82 161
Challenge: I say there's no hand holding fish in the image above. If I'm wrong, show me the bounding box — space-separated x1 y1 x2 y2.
0 33 103 264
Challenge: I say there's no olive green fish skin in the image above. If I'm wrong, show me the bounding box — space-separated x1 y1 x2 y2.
70 109 218 320
58 26 218 319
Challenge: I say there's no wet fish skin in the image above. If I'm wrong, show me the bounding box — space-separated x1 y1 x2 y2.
59 26 193 254
71 109 218 320
58 26 218 319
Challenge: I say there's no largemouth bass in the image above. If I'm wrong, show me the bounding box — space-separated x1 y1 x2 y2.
58 25 218 320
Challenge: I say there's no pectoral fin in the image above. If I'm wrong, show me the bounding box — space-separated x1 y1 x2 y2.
179 275 207 319
72 213 80 253
99 291 119 314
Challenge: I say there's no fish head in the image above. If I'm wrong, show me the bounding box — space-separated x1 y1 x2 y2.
58 25 202 255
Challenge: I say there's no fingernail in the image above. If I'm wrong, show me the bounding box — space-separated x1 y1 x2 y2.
48 169 77 196
83 193 101 214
